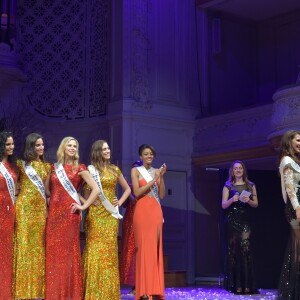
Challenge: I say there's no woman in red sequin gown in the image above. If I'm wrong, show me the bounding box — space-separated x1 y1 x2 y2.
120 161 142 292
0 132 17 300
131 144 167 300
120 193 137 288
45 137 99 300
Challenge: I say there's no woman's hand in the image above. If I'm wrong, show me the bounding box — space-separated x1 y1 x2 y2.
160 163 167 176
70 203 84 213
241 195 250 203
232 194 239 202
154 169 161 180
112 196 119 207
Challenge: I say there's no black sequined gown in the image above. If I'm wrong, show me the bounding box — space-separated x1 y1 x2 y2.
223 183 257 293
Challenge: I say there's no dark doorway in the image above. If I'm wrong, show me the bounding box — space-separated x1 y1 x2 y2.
219 169 289 288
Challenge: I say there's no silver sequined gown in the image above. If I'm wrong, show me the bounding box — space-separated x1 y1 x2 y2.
278 157 300 300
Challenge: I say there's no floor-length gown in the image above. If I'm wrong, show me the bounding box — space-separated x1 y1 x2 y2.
223 183 257 294
45 164 86 300
0 162 17 300
13 160 50 299
278 157 300 300
133 168 165 300
120 197 136 287
83 166 121 300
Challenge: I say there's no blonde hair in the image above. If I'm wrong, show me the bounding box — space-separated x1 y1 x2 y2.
91 140 117 176
56 137 79 168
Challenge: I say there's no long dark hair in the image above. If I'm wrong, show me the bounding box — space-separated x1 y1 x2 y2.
22 133 45 162
279 130 300 165
91 140 117 175
226 160 253 191
0 131 16 166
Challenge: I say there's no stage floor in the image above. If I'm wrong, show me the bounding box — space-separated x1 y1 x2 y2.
121 286 278 299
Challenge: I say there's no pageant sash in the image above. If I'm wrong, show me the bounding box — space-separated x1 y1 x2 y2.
0 162 15 204
54 163 81 205
22 160 46 202
136 165 161 205
88 165 123 219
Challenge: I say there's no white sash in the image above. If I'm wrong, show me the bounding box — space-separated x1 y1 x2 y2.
22 160 46 202
88 165 123 219
0 162 15 204
54 163 81 205
136 166 161 205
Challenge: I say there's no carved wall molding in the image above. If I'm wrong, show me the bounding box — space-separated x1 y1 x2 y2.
267 84 300 149
0 43 26 90
193 104 272 158
130 0 152 110
17 0 111 120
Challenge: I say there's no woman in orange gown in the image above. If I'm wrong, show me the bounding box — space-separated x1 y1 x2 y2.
45 137 99 300
131 144 167 300
0 132 17 300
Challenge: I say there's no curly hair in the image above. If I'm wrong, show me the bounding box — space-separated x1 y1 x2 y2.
22 133 45 162
226 160 253 192
279 130 300 165
56 137 79 168
0 131 16 165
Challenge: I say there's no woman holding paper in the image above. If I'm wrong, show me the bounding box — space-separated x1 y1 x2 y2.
13 133 51 299
0 131 17 300
222 160 258 295
278 130 300 300
45 137 99 300
82 140 130 299
131 144 167 300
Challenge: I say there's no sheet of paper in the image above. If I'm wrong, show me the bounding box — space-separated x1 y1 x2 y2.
239 190 251 202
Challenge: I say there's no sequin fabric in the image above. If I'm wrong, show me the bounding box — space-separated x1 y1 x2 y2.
45 164 86 300
83 165 121 300
120 197 136 286
0 162 17 300
278 160 300 300
13 159 50 299
223 183 257 294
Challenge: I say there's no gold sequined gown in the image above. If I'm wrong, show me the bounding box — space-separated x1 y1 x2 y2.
83 166 121 300
13 160 50 299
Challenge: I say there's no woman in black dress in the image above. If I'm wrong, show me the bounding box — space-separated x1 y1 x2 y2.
222 160 258 295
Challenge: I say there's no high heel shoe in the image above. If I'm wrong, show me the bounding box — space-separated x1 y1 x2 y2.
233 288 243 295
